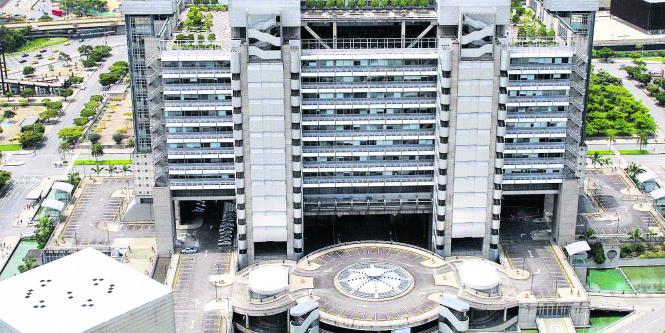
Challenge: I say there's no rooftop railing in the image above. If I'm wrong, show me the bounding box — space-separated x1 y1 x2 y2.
302 38 437 50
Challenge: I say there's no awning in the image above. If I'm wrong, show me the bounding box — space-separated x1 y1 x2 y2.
565 241 591 256
41 199 65 212
25 189 44 201
636 171 658 183
52 182 74 194
651 188 665 200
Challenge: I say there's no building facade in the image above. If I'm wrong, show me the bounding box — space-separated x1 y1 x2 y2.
122 0 597 264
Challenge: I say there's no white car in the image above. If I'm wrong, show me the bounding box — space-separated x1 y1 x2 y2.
181 247 198 254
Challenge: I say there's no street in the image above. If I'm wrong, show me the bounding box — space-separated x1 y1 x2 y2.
0 35 127 240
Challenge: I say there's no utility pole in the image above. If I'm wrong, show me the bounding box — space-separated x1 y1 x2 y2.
0 41 7 94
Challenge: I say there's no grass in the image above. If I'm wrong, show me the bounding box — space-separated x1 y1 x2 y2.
587 149 649 155
74 159 132 165
615 57 665 62
0 144 22 151
10 38 69 55
586 269 633 292
621 266 665 292
577 311 627 333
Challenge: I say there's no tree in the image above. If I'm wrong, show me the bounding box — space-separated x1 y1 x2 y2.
90 142 104 162
58 51 72 65
68 75 84 85
87 132 101 144
112 132 124 144
35 215 54 249
91 164 104 176
99 72 120 86
3 91 13 101
78 45 93 56
66 172 81 187
590 151 603 168
3 109 15 119
39 108 59 122
606 129 617 150
59 88 74 100
637 131 650 151
0 170 11 188
634 73 652 86
18 130 43 147
17 257 36 273
627 228 644 246
22 66 35 76
656 92 665 106
58 142 71 159
625 162 646 181
19 88 34 101
57 126 83 145
595 47 616 62
81 58 97 68
582 228 596 240
106 165 118 176
121 164 131 175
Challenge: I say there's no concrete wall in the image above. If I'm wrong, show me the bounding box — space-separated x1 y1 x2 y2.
153 187 175 256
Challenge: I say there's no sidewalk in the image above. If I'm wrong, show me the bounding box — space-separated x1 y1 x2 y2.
0 236 22 274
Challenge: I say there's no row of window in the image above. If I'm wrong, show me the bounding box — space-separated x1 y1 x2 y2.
508 73 570 81
163 78 231 85
302 59 437 68
167 142 233 149
162 61 230 68
507 105 567 113
303 124 434 132
509 57 571 65
301 75 436 84
304 155 434 163
166 126 231 133
304 139 434 147
504 153 564 159
302 91 436 100
163 94 231 101
505 138 564 144
507 122 566 128
304 170 434 178
168 158 234 164
165 110 232 117
508 90 569 97
303 107 436 116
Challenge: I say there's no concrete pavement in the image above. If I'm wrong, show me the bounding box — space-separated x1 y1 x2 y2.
590 294 665 333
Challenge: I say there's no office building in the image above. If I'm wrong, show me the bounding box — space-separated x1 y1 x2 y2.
121 0 597 264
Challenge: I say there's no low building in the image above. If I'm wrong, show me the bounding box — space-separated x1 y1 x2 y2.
0 248 175 333
636 170 661 193
610 0 665 34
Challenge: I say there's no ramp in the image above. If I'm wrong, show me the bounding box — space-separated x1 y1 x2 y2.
536 317 576 333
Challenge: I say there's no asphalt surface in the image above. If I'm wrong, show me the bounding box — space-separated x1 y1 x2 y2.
0 35 127 240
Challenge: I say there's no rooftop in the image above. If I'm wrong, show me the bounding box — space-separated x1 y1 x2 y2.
0 248 171 333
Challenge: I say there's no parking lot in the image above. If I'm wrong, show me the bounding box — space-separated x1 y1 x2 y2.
501 220 571 298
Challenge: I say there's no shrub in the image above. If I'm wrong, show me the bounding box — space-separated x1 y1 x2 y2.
112 132 124 144
80 108 96 118
73 118 88 126
19 99 29 107
590 242 606 264
87 132 101 144
357 0 366 6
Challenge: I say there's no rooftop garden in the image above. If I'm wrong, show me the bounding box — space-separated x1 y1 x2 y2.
303 0 434 10
172 5 226 50
510 0 555 39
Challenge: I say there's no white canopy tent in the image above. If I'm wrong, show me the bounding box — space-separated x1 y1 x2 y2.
41 198 66 212
52 182 75 194
565 241 591 256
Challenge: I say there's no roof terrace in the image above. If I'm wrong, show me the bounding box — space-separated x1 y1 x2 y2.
165 5 231 51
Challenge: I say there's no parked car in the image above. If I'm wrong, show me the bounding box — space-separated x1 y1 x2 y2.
180 247 198 254
19 59 27 63
39 49 47 53
31 60 38 65
21 54 29 58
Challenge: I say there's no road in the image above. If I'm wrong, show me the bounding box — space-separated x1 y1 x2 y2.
590 294 665 333
0 36 127 240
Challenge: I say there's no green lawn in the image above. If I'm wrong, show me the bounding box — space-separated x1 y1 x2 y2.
0 144 22 151
615 57 665 62
10 37 69 55
587 149 649 155
621 266 665 292
74 159 132 165
586 269 633 292
577 312 627 333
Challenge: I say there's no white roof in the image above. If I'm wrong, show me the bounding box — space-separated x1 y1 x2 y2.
0 248 171 333
248 265 289 296
25 189 44 201
651 188 665 200
636 171 658 183
457 260 500 291
52 182 74 194
41 198 65 211
565 241 591 256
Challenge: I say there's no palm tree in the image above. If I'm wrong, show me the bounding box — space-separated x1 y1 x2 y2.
590 151 603 168
637 131 650 151
627 228 644 246
91 164 104 177
625 162 645 180
106 165 118 177
601 157 613 167
90 143 104 163
121 164 131 175
646 229 658 244
18 257 36 273
582 228 596 240
58 142 71 160
607 129 617 151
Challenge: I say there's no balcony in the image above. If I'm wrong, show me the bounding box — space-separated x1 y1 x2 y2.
303 176 434 186
166 133 233 140
303 160 434 169
508 80 570 87
302 97 436 106
163 84 232 92
302 113 434 122
507 95 570 103
506 112 568 120
503 173 564 181
303 145 435 154
161 68 231 76
163 100 232 108
169 164 234 171
301 38 437 50
504 158 564 166
169 179 236 188
301 81 436 89
165 117 233 125
167 148 234 156
507 63 571 71
303 129 435 138
301 65 437 73
506 127 567 135
505 143 565 151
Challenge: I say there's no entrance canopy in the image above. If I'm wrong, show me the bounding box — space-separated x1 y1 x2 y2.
52 182 75 194
564 241 591 256
41 198 65 212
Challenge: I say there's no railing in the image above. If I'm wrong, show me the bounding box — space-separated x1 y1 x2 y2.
507 96 570 103
302 113 435 122
302 97 436 105
161 68 231 75
162 84 232 92
510 36 573 48
301 81 436 89
161 39 226 51
301 38 437 50
301 65 437 73
504 158 564 166
166 133 233 140
167 149 234 156
504 143 565 150
506 112 568 119
505 127 567 135
303 130 435 137
304 161 434 169
163 100 232 108
304 176 433 184
168 164 234 171
169 179 235 187
302 145 435 153
503 173 564 181
507 64 572 71
165 117 232 124
509 80 571 87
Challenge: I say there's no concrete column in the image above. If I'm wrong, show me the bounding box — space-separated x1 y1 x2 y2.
401 21 406 48
332 21 337 49
174 199 181 226
544 194 555 220
555 179 580 245
153 187 174 256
